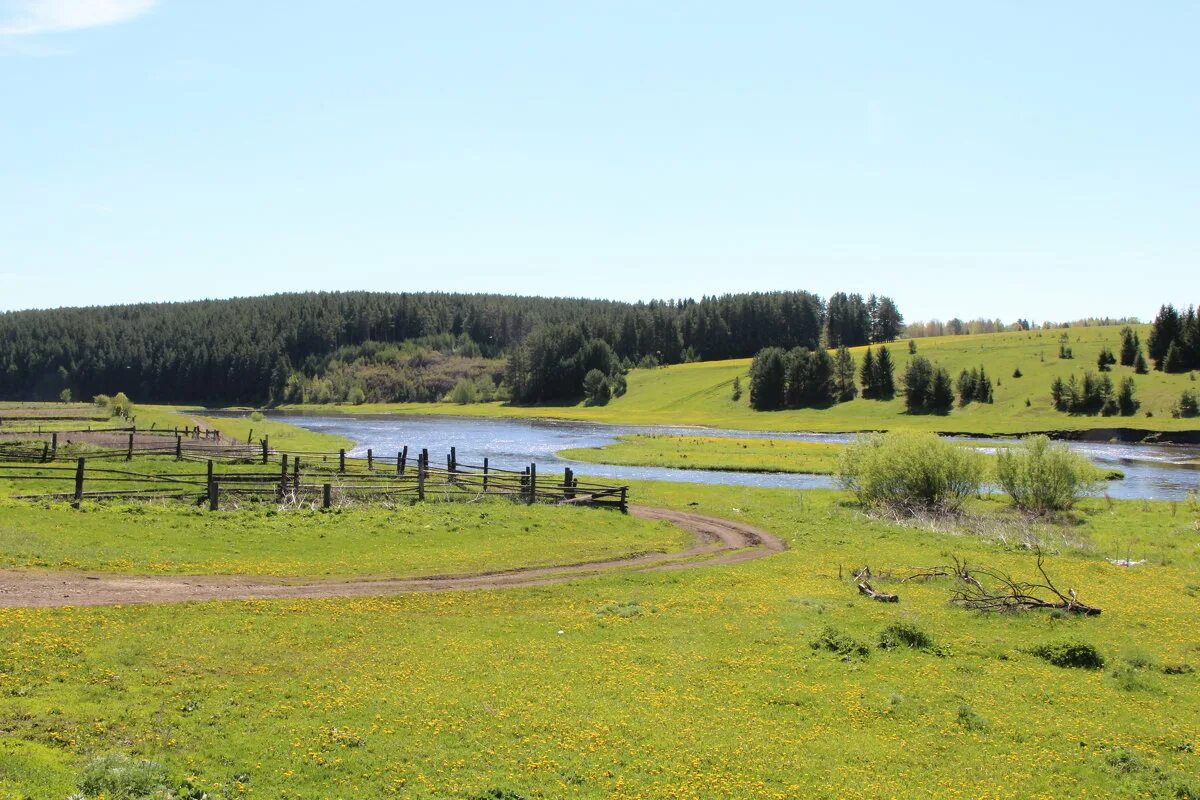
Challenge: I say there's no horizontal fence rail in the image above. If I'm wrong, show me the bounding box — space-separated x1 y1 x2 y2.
0 445 628 513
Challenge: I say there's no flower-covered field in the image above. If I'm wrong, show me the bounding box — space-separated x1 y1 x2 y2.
1 483 1198 799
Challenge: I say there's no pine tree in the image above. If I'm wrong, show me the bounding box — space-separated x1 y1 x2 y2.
859 347 876 399
749 348 787 410
1050 377 1067 411
1117 378 1138 416
833 345 857 401
1164 341 1186 373
975 366 993 403
874 347 896 399
930 367 955 414
1134 350 1149 374
956 369 978 406
903 356 934 413
731 376 742 402
1118 327 1138 366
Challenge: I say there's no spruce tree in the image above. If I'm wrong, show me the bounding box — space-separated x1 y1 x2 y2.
874 347 896 399
903 356 934 413
1134 350 1149 374
975 367 993 403
1118 327 1138 366
957 369 978 406
749 347 787 410
930 367 955 414
1117 378 1138 416
859 347 876 399
833 345 857 401
1164 341 1186 373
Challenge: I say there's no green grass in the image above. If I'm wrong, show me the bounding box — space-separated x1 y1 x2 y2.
290 324 1200 434
1 483 1197 798
0 498 685 578
561 434 845 474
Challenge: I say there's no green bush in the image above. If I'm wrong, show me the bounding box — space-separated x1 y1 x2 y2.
837 432 984 512
1028 639 1105 669
446 377 480 405
995 435 1102 513
878 621 934 651
582 369 611 406
76 754 169 799
809 625 870 660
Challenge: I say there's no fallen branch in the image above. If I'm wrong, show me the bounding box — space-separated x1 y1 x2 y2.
951 548 1100 616
857 580 899 603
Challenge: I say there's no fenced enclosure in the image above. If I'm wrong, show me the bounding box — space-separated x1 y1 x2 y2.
0 432 628 513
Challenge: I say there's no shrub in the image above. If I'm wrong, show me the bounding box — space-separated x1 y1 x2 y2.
995 435 1102 513
809 625 870 660
838 432 984 512
445 378 480 405
59 387 72 403
1028 639 1105 669
956 703 988 731
77 754 169 799
878 621 933 651
582 369 612 406
346 385 367 405
1176 389 1199 418
249 410 264 422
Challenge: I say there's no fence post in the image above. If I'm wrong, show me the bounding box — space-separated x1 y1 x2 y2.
323 483 332 509
41 442 49 463
564 467 574 500
483 457 489 492
619 486 628 514
417 456 426 501
262 436 269 464
367 448 373 471
51 432 58 459
339 449 346 473
209 481 220 512
73 457 85 508
528 462 537 504
278 454 289 501
127 433 134 461
206 459 214 502
292 456 301 497
247 428 253 445
450 447 456 471
175 434 182 461
399 446 407 475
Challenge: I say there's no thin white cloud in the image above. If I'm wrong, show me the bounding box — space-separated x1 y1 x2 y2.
0 0 157 36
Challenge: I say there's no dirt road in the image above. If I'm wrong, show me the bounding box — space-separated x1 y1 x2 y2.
0 505 784 608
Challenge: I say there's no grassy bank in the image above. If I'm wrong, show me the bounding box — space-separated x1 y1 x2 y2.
561 434 845 474
1 482 1197 798
288 324 1200 434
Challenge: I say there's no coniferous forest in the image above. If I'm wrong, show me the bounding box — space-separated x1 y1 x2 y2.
0 290 901 405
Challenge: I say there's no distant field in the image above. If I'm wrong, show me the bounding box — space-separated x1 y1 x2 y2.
289 325 1200 434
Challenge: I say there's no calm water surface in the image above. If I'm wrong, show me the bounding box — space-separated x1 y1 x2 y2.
262 412 1199 501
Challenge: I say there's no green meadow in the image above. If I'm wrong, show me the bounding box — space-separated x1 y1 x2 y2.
290 325 1200 434
1 483 1198 799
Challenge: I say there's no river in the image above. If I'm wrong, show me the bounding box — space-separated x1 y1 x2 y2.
262 412 1199 501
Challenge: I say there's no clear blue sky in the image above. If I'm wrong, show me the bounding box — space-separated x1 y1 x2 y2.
2 1 1195 322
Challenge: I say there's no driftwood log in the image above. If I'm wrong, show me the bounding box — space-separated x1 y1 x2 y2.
857 580 899 603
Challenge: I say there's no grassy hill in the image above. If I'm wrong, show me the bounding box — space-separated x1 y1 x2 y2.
292 324 1200 435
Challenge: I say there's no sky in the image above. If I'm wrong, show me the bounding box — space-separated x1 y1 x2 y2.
1 1 1196 322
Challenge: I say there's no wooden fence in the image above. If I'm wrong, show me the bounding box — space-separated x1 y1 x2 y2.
0 446 628 513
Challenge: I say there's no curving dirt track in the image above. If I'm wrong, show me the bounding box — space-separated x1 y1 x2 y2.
0 505 785 608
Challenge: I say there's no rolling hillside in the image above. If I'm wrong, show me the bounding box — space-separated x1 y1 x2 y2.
294 325 1200 435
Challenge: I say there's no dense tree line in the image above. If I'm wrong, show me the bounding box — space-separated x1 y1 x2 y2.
0 290 901 404
1147 304 1200 373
